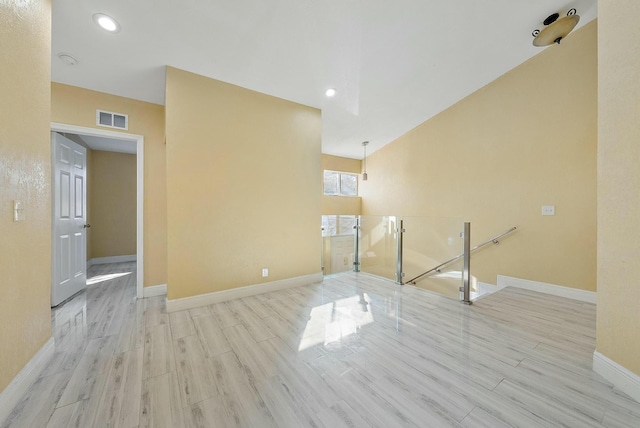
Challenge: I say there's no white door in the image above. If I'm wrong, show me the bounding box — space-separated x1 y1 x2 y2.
51 132 88 306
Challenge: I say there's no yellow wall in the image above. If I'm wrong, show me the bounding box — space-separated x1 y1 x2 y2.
321 154 362 215
0 0 52 392
89 151 137 258
597 1 640 376
322 196 361 216
51 83 166 287
165 67 321 300
360 21 597 291
322 154 361 174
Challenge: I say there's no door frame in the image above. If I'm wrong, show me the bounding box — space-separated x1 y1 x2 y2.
51 122 145 299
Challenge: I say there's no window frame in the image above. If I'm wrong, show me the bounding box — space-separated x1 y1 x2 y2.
323 170 358 197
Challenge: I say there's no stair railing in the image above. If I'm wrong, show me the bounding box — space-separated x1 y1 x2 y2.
352 216 516 304
404 226 518 287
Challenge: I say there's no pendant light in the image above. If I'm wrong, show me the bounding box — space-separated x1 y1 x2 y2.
362 141 369 181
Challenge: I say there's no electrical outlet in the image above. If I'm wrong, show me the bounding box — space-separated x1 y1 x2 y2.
13 200 25 222
262 268 269 278
542 205 555 216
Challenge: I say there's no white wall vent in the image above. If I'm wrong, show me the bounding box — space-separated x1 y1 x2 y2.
96 109 129 130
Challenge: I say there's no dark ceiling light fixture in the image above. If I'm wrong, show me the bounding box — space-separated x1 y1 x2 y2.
362 141 369 181
532 8 580 47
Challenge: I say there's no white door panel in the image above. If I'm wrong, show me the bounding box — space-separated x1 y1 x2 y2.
73 149 84 169
58 142 71 164
73 232 84 276
59 234 71 284
52 132 87 306
74 176 84 217
60 171 71 218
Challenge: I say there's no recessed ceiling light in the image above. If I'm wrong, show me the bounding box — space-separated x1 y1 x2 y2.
93 13 120 33
57 52 78 66
325 88 337 97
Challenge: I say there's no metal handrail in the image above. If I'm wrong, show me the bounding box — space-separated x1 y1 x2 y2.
405 226 517 285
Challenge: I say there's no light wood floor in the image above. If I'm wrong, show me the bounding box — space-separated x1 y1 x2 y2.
3 262 640 427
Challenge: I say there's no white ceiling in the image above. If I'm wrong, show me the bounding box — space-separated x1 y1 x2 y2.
52 0 597 159
79 135 137 154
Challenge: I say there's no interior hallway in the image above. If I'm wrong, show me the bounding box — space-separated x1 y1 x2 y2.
3 264 640 427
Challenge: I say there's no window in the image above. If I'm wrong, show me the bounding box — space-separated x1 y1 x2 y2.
322 215 356 237
324 171 358 196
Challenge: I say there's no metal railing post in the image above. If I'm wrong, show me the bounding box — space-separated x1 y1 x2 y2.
462 221 472 305
353 217 360 272
405 225 516 286
396 219 404 284
321 226 325 274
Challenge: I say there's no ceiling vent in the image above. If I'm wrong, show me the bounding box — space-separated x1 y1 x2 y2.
96 109 128 130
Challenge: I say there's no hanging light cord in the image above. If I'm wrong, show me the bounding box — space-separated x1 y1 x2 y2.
363 144 367 174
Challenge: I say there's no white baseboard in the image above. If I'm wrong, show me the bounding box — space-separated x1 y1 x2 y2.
166 272 323 313
470 281 505 301
143 284 167 298
88 255 137 267
497 275 596 304
0 337 54 424
593 351 640 403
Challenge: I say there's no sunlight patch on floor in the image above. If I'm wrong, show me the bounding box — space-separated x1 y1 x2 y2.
298 293 374 352
86 271 132 285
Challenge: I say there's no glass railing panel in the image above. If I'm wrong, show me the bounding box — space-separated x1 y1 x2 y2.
322 215 356 275
401 216 464 299
358 215 398 281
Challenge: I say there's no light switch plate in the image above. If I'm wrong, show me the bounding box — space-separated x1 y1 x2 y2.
13 200 25 221
542 205 555 216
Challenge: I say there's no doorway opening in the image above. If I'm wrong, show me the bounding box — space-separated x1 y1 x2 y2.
51 122 144 300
